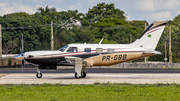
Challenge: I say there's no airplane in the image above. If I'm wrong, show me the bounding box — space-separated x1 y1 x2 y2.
15 21 167 79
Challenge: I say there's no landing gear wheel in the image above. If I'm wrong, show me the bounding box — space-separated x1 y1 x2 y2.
75 73 81 79
36 72 42 78
81 71 86 78
74 71 86 79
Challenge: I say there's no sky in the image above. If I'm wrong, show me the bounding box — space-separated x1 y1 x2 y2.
0 0 180 24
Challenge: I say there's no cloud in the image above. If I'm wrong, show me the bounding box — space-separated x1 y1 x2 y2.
0 3 36 16
0 0 179 24
134 0 180 12
56 8 62 12
175 9 180 16
20 0 65 4
150 11 172 21
68 3 82 10
87 0 99 5
134 11 172 23
0 3 5 6
118 0 180 23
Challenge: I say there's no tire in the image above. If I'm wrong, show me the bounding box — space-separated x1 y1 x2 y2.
81 71 86 78
75 73 81 79
36 72 42 78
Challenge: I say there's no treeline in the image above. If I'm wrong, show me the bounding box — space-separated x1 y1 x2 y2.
0 2 180 62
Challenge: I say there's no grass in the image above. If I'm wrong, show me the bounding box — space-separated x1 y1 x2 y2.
1 83 180 101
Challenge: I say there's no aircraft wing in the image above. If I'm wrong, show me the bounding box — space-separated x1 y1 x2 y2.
64 56 90 66
65 56 83 65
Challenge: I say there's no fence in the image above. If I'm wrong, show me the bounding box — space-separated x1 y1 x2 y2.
109 63 180 68
58 63 180 69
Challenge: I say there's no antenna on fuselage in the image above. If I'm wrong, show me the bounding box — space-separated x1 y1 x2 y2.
99 38 104 44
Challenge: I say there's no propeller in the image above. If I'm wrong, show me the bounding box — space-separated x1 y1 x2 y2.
19 34 24 73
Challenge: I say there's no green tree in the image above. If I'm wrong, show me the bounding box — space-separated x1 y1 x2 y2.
1 12 51 53
71 27 95 43
53 10 84 49
86 2 126 24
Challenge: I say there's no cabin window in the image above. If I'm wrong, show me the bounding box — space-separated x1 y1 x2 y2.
67 47 78 52
84 48 91 52
107 48 114 53
96 48 103 53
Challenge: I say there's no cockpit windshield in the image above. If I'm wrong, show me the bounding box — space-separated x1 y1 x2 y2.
59 45 68 52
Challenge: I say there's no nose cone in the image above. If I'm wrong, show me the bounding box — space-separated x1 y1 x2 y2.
15 53 25 60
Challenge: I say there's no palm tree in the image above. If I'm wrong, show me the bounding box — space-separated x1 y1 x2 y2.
37 6 57 16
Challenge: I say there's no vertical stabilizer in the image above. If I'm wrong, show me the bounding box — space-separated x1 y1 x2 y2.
131 21 166 50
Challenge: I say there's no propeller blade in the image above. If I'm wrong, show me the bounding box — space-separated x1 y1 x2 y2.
22 60 24 73
21 34 24 53
19 35 24 53
20 48 22 53
22 46 24 53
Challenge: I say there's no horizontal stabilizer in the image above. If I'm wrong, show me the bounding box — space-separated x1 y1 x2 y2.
143 51 161 55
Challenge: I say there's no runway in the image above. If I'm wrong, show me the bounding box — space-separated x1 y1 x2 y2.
1 68 180 73
1 68 180 84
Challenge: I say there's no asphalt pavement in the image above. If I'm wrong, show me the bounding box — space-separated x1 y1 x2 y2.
0 68 180 73
1 68 180 84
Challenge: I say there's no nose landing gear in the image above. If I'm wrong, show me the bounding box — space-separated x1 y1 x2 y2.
36 68 42 78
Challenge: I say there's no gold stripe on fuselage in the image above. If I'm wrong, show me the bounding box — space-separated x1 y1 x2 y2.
84 52 155 66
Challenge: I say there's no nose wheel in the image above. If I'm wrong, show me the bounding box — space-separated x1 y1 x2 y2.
36 69 42 78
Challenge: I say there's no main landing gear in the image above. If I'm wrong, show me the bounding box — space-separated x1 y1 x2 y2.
75 66 86 79
75 71 86 79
